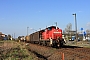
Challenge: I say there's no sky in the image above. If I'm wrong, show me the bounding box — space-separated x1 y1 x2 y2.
0 0 90 38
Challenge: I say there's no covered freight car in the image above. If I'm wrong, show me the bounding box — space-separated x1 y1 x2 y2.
30 31 40 44
25 36 30 42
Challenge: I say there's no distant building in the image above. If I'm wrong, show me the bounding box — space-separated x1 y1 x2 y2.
0 32 8 40
62 30 76 40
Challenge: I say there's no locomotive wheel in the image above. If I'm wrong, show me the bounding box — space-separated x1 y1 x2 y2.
39 41 42 45
42 41 46 46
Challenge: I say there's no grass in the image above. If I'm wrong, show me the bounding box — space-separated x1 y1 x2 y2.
0 41 34 60
85 46 90 48
5 46 33 60
0 40 15 43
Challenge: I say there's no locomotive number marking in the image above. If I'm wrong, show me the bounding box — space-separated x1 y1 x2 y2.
53 32 61 33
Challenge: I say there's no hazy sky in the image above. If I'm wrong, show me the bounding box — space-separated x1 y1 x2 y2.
0 0 90 38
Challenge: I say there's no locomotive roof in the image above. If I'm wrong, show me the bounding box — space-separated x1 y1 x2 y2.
30 26 61 34
47 26 58 28
40 26 59 32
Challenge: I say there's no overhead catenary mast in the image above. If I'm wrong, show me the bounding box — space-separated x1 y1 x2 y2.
55 22 57 29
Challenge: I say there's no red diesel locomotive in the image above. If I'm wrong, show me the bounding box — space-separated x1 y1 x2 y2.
29 26 65 47
41 26 62 40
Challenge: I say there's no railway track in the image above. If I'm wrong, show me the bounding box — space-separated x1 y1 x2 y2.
25 43 90 60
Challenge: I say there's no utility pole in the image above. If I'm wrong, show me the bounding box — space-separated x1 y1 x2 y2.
12 34 13 38
14 33 15 40
27 27 29 36
12 34 13 40
72 13 78 41
55 22 57 29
